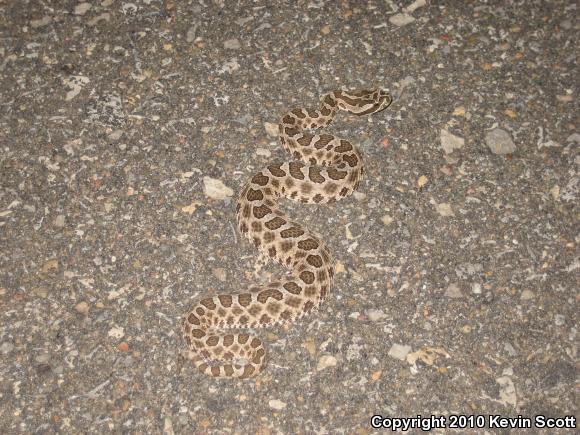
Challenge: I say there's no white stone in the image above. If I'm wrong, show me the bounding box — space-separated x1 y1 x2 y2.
444 283 463 298
54 214 65 227
264 122 279 137
74 2 92 15
255 148 271 157
75 301 90 314
212 267 227 282
388 343 412 360
108 129 123 140
108 326 125 339
566 133 580 144
35 353 50 363
218 58 240 74
496 375 517 407
223 39 241 49
121 3 138 14
367 309 387 321
404 0 427 14
381 214 394 226
440 129 465 154
30 17 52 28
316 354 338 371
520 289 534 300
63 75 90 101
485 128 516 155
268 399 287 410
389 13 415 27
0 342 14 354
203 177 233 200
435 202 454 217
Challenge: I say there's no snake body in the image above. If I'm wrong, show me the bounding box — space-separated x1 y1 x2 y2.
182 89 392 378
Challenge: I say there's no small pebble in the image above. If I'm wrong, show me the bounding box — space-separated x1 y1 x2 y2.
108 326 125 339
75 301 90 314
302 339 316 356
269 399 287 410
41 259 58 273
556 94 573 103
550 185 560 200
212 267 227 282
444 283 463 298
504 342 518 357
496 375 517 407
36 353 50 364
388 343 412 360
520 289 534 300
435 202 454 217
264 122 279 137
54 215 65 227
223 39 241 49
471 283 482 294
565 133 580 144
0 342 14 354
367 309 387 321
440 165 452 176
440 129 465 154
74 2 92 15
316 354 337 371
30 17 52 28
504 109 517 118
203 176 233 200
186 26 198 43
255 148 271 157
107 129 123 140
485 128 516 155
417 175 428 188
404 0 427 13
371 370 382 381
218 58 240 74
389 13 415 27
381 214 394 226
33 287 48 298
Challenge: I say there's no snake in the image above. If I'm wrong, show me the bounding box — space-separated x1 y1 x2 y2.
181 89 392 378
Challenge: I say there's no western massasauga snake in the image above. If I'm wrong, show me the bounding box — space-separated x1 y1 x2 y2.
181 89 392 378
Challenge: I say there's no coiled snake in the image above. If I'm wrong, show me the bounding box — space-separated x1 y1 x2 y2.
181 89 392 378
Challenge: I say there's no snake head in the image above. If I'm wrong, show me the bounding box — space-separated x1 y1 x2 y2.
363 89 393 114
337 89 393 115
373 89 393 112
